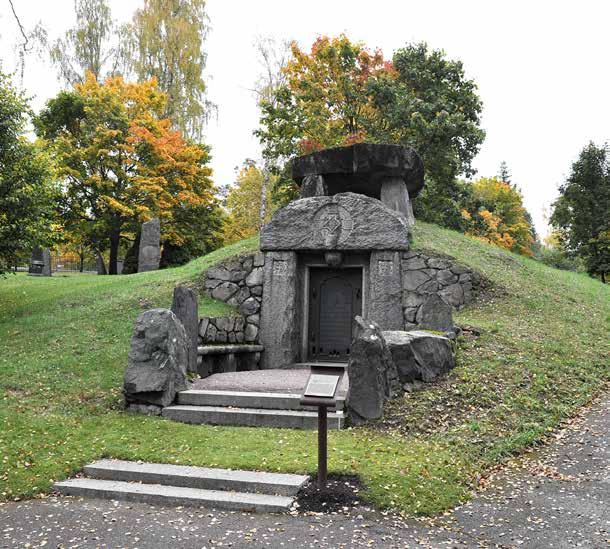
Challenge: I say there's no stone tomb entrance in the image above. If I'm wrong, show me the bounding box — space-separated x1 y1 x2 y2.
259 144 425 369
307 264 363 362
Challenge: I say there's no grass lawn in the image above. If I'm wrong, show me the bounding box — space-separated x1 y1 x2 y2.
1 224 608 515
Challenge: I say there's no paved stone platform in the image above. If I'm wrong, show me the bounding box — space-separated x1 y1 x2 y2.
191 367 349 396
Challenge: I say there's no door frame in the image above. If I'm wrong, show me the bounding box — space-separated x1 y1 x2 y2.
299 253 369 363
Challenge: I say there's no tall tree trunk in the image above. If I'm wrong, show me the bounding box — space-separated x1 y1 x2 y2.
109 228 121 275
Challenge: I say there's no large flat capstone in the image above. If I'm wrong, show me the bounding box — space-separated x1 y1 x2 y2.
291 143 425 198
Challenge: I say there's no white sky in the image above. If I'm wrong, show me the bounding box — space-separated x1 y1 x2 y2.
2 0 610 237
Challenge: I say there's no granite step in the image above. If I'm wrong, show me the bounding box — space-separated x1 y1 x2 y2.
177 389 345 411
83 459 308 496
54 478 294 513
162 404 346 429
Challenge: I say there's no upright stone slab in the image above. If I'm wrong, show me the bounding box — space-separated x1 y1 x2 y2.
123 308 188 411
259 251 299 369
138 218 161 273
347 316 399 425
171 286 199 374
28 247 52 276
368 251 403 330
380 177 415 226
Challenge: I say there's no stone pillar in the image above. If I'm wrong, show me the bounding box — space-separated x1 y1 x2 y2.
380 177 415 226
138 218 161 273
367 251 403 330
171 286 199 374
260 251 299 369
299 174 328 198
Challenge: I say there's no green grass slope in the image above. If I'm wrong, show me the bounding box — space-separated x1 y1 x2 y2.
0 224 608 515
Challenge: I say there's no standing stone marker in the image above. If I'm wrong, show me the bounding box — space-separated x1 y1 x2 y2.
28 247 52 276
171 286 199 374
138 218 161 273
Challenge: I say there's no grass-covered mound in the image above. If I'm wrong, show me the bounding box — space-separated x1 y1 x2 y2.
1 224 608 515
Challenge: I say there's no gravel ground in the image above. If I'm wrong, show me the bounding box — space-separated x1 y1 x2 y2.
1 394 607 548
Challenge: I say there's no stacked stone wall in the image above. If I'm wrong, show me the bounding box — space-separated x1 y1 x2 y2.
401 250 479 331
202 252 264 343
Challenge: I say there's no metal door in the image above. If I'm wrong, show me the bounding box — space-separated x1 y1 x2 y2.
308 268 362 362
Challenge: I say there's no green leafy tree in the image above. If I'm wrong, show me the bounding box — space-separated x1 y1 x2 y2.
0 72 56 275
130 0 214 140
550 142 610 282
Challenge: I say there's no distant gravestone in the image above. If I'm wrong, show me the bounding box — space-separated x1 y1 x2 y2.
171 286 199 374
28 247 52 276
138 218 161 273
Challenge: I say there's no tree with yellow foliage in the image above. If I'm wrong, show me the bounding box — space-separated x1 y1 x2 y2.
222 162 277 245
36 73 220 274
461 177 534 256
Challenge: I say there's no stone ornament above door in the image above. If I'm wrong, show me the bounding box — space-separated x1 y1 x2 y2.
260 192 410 252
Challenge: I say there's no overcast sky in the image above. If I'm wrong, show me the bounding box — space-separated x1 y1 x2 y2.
2 0 609 237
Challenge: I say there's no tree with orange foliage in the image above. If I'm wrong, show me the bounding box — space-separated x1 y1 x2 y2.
36 73 220 274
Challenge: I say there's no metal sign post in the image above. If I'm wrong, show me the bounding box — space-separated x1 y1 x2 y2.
300 364 345 490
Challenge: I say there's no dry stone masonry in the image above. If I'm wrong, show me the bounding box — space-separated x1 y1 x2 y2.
202 252 265 344
401 250 478 332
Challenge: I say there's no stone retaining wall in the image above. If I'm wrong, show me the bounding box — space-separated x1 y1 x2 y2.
202 252 265 343
401 250 478 331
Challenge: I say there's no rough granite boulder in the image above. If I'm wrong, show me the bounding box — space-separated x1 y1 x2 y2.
347 316 400 425
123 308 188 411
383 330 455 383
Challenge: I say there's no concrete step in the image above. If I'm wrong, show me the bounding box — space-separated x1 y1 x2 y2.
83 459 308 496
162 405 346 429
54 478 294 513
177 389 345 411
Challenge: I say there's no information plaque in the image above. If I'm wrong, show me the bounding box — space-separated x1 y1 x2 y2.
304 373 340 398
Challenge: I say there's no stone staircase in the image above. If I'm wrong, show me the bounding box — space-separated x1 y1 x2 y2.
162 389 346 429
161 366 348 430
54 459 309 513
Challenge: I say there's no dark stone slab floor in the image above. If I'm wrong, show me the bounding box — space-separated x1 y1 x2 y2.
1 393 607 548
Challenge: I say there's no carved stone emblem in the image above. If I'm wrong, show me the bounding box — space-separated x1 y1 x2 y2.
312 204 354 247
273 260 287 276
378 259 394 276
